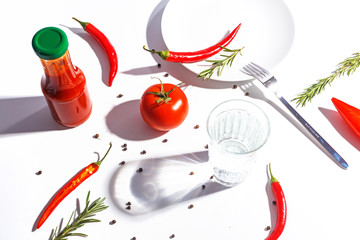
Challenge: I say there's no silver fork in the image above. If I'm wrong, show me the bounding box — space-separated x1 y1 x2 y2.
243 62 348 169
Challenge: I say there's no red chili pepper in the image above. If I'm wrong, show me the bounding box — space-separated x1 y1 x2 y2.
143 23 241 63
73 17 118 87
332 97 360 137
266 164 287 240
36 142 112 229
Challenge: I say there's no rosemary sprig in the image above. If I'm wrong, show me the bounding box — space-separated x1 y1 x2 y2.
50 191 108 240
197 46 245 80
293 52 360 107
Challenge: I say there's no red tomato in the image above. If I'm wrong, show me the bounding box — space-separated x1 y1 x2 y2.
140 81 189 131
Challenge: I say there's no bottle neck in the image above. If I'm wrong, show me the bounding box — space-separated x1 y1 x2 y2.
40 50 76 78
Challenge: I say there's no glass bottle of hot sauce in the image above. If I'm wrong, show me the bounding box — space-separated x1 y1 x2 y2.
32 27 92 127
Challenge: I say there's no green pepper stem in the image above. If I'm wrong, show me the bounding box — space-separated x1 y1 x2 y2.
72 17 89 30
96 142 112 166
143 45 161 54
143 46 169 60
269 163 279 183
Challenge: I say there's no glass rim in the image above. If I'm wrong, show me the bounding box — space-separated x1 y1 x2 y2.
206 99 271 154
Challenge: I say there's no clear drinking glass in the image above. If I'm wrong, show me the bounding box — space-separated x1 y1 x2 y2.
206 99 270 187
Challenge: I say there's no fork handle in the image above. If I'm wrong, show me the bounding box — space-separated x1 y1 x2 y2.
278 96 348 169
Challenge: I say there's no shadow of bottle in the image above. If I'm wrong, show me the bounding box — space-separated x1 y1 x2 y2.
0 96 67 136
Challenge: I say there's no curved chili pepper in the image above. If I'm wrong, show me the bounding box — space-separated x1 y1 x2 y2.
266 164 287 240
73 17 118 87
36 142 112 229
332 97 360 137
143 23 241 63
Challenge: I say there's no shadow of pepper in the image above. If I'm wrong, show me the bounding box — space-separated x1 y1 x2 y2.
106 99 166 141
319 107 360 151
123 0 243 89
109 151 228 215
239 78 348 167
265 164 278 236
63 25 110 87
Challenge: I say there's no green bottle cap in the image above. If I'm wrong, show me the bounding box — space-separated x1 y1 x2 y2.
32 27 69 60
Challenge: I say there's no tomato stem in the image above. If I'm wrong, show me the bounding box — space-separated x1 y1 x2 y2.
145 77 179 104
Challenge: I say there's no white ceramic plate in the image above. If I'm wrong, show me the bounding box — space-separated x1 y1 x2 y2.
161 0 295 81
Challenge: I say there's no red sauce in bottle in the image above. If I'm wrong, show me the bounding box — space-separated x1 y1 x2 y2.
40 50 92 127
33 27 92 127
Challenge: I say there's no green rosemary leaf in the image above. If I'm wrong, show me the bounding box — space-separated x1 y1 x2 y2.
197 46 245 80
50 191 108 240
81 219 101 224
201 69 213 74
294 52 360 106
219 64 226 76
68 233 88 237
205 60 219 63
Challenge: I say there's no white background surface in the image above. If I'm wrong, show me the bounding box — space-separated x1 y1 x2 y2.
1 0 360 239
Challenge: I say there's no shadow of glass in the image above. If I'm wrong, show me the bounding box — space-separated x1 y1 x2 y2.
106 99 166 140
109 151 228 215
0 96 67 135
319 107 360 151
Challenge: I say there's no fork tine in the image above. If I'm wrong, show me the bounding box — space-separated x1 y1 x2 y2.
243 64 266 80
240 67 253 77
247 64 348 169
242 65 257 77
250 62 271 76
